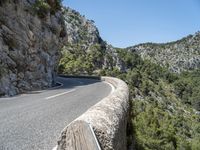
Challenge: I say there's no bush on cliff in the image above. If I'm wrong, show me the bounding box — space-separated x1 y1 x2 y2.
59 44 104 75
33 0 62 18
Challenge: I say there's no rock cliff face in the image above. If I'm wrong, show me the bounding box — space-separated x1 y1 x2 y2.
128 32 200 73
63 7 102 47
0 0 66 96
58 7 124 75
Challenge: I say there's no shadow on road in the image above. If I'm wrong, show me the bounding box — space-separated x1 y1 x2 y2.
55 76 101 90
0 76 102 98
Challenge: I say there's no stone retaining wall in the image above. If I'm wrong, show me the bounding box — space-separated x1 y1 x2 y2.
56 77 129 150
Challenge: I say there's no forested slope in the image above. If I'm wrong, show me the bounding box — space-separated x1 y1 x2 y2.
59 6 200 150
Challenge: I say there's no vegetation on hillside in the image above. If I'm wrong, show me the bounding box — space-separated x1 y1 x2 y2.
173 70 200 111
101 50 200 150
59 7 200 150
59 43 105 75
59 46 200 149
33 0 62 18
128 32 200 73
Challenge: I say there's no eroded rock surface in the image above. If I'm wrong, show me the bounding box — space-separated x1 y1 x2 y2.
59 7 125 75
128 32 200 73
0 0 66 96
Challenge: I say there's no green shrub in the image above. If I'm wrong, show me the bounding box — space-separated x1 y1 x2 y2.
33 0 62 18
33 0 51 18
47 0 63 14
173 69 200 110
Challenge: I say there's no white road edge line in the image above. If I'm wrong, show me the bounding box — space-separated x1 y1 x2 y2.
45 89 76 100
104 81 115 94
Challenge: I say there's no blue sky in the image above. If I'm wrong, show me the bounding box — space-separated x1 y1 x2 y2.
63 0 200 48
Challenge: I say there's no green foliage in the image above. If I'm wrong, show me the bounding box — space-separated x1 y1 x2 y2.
132 97 200 150
174 70 200 110
58 44 104 75
98 49 200 150
48 0 63 14
33 0 51 18
133 101 177 150
100 67 121 77
33 0 62 18
116 48 142 69
58 38 200 150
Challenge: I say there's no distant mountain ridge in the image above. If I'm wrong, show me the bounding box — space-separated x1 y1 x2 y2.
127 32 200 73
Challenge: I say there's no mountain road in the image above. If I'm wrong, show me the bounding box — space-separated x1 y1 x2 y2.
0 77 112 150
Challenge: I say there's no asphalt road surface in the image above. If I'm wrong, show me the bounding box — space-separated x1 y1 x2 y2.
0 77 112 150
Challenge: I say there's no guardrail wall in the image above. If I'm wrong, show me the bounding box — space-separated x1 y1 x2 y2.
56 76 129 150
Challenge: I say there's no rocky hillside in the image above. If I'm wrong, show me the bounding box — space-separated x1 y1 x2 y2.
0 0 66 96
58 7 124 75
1 1 199 149
128 32 200 73
58 6 200 149
63 7 102 47
60 7 200 75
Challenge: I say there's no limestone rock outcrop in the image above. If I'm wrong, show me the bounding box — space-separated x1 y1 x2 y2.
128 32 200 73
0 0 66 96
63 7 102 47
59 7 125 75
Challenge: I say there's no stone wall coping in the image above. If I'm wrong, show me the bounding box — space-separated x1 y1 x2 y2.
56 76 129 150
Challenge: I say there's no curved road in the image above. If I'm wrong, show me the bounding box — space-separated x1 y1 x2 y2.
0 77 112 150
